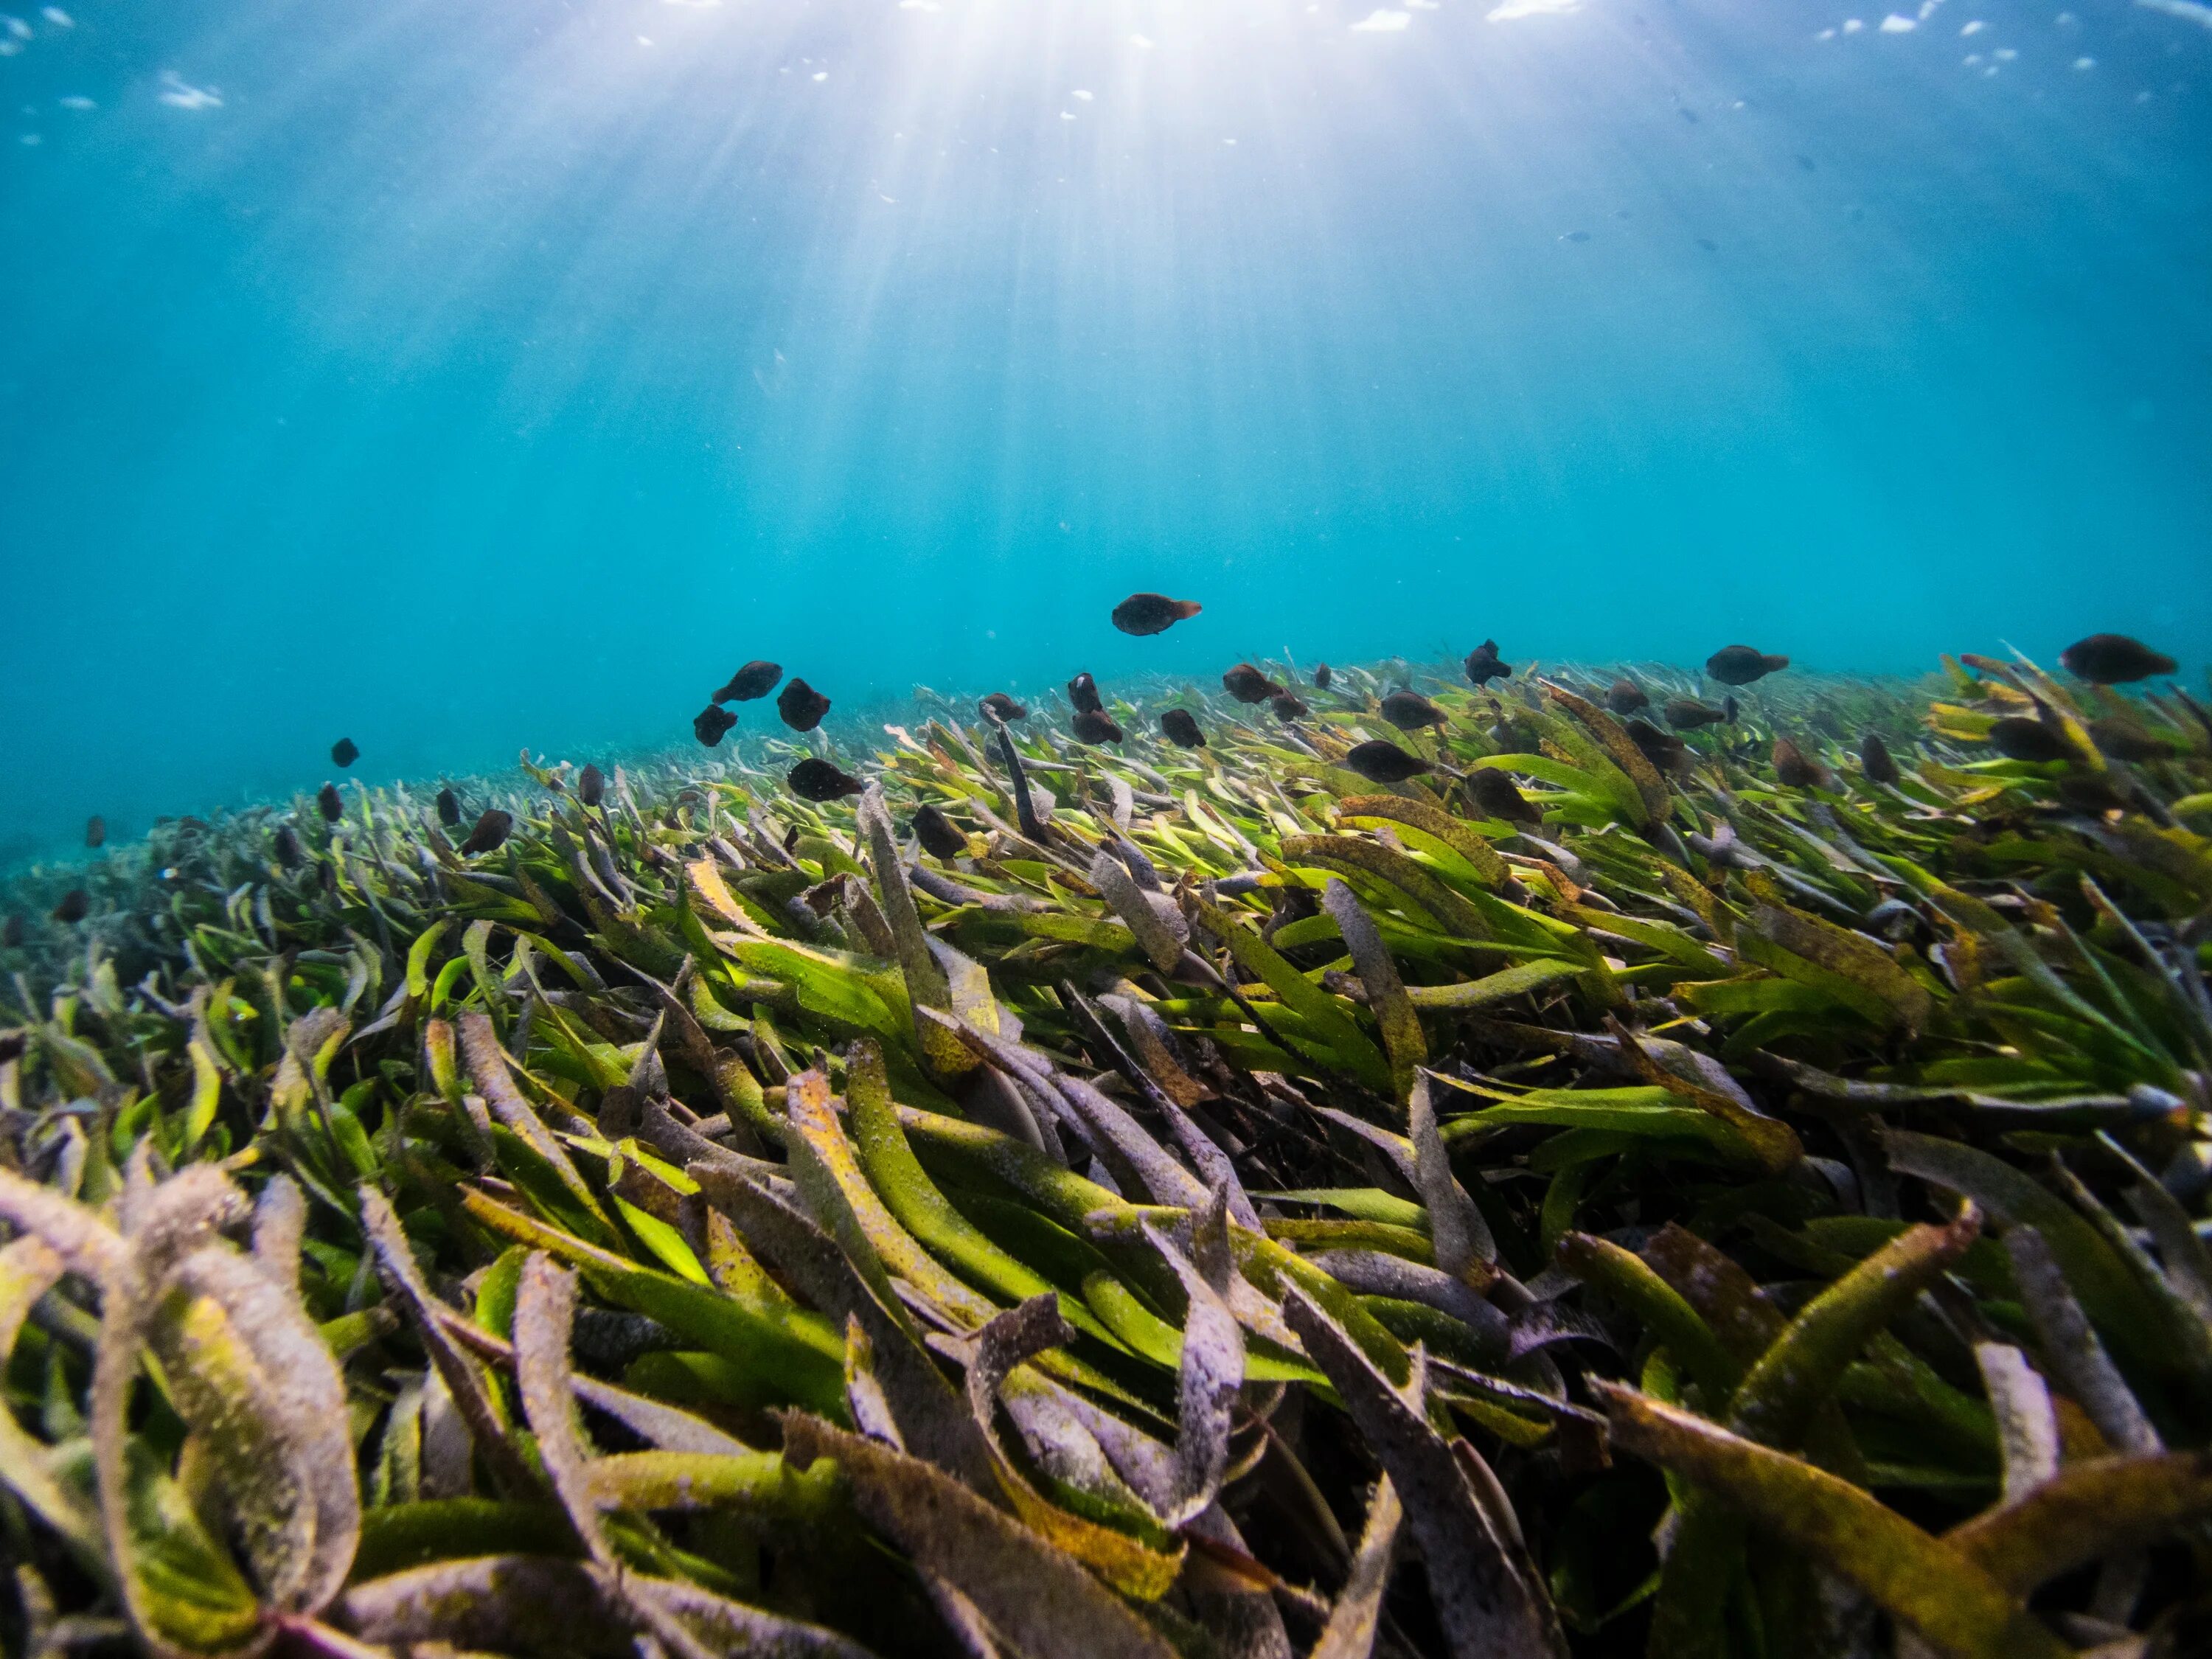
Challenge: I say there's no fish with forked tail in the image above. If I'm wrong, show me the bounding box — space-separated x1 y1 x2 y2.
1073 709 1125 745
912 804 969 858
979 692 1028 722
777 679 832 732
1469 767 1542 826
1270 692 1310 722
694 705 738 747
1222 663 1284 704
1705 645 1790 686
1110 593 1203 636
1605 678 1649 716
2059 633 2176 685
1665 698 1726 729
1380 689 1445 730
1464 640 1512 685
1860 732 1901 785
460 809 513 855
1160 709 1206 748
1343 740 1430 783
789 758 865 801
715 661 783 703
1989 717 2069 764
1626 718 1686 771
1773 737 1829 788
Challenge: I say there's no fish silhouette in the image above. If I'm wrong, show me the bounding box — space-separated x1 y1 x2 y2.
1343 740 1430 783
715 661 784 703
1110 593 1203 636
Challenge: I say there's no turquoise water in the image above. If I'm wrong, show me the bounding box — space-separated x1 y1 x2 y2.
3 0 2207 862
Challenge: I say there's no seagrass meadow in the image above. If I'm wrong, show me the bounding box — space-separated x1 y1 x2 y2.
3 650 2212 1659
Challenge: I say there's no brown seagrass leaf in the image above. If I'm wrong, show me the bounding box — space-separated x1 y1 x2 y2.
1281 1288 1565 1659
779 1413 1179 1659
338 1555 875 1658
358 1184 537 1496
1408 1074 1495 1279
1310 1475 1404 1659
1141 1186 1245 1527
1322 880 1426 1105
1945 1449 2212 1594
1595 1381 2071 1659
690 1160 998 1495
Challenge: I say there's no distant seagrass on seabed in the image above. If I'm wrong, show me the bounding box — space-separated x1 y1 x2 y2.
1 625 2210 1659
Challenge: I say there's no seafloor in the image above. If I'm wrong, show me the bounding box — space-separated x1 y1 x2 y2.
1 649 2208 1659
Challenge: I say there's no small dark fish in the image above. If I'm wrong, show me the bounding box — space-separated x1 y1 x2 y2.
1664 698 1725 729
1695 237 1718 252
1343 740 1430 784
1160 709 1206 748
1988 717 2070 764
1724 694 1740 724
777 678 831 732
85 815 105 849
1860 732 1901 785
1705 644 1790 686
436 787 462 826
1464 640 1512 686
1 914 21 948
979 692 1029 722
1604 678 1649 716
2059 633 2177 685
1111 593 1203 636
460 808 513 855
1222 663 1284 704
695 704 738 747
2056 773 2129 815
1270 692 1310 722
1626 718 1686 769
319 858 338 897
1313 663 1332 690
1795 153 1817 172
788 758 864 801
912 804 969 859
1563 229 1590 243
715 660 784 703
1380 689 1444 730
1468 768 1542 826
1073 709 1125 745
1773 737 1828 789
1680 108 1700 124
52 890 89 924
317 782 344 823
1068 673 1104 715
331 737 359 768
577 764 605 807
2088 719 2171 764
274 824 305 869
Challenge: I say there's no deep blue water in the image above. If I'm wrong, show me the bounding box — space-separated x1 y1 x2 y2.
3 0 2208 862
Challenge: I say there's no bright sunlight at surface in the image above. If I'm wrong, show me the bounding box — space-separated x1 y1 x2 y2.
1 0 2208 855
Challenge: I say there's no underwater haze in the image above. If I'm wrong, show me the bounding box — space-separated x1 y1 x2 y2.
2 0 2208 861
